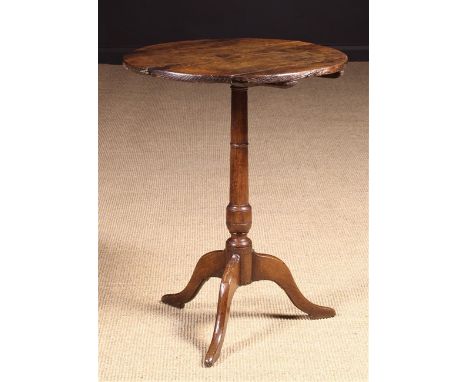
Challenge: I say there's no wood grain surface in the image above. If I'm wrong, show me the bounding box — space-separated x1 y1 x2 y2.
123 38 347 86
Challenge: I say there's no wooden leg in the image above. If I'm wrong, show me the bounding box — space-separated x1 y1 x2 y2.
204 253 240 367
161 250 226 308
252 252 336 319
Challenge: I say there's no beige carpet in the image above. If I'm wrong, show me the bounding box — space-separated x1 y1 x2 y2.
99 62 368 381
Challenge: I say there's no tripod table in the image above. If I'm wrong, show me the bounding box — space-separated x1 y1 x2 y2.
123 38 348 367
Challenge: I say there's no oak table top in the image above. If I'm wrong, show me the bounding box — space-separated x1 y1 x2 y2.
123 38 348 87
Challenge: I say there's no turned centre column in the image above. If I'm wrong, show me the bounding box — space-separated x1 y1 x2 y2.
225 85 253 285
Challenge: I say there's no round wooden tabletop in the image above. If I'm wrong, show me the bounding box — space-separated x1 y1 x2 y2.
123 38 347 86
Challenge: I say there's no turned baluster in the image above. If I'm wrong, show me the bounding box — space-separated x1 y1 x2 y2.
225 85 253 286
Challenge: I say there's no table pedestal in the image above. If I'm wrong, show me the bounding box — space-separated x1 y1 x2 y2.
162 85 335 367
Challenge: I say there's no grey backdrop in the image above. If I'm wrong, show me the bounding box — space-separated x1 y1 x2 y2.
99 0 368 63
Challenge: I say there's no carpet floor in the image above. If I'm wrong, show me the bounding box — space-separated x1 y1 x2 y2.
99 62 368 381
